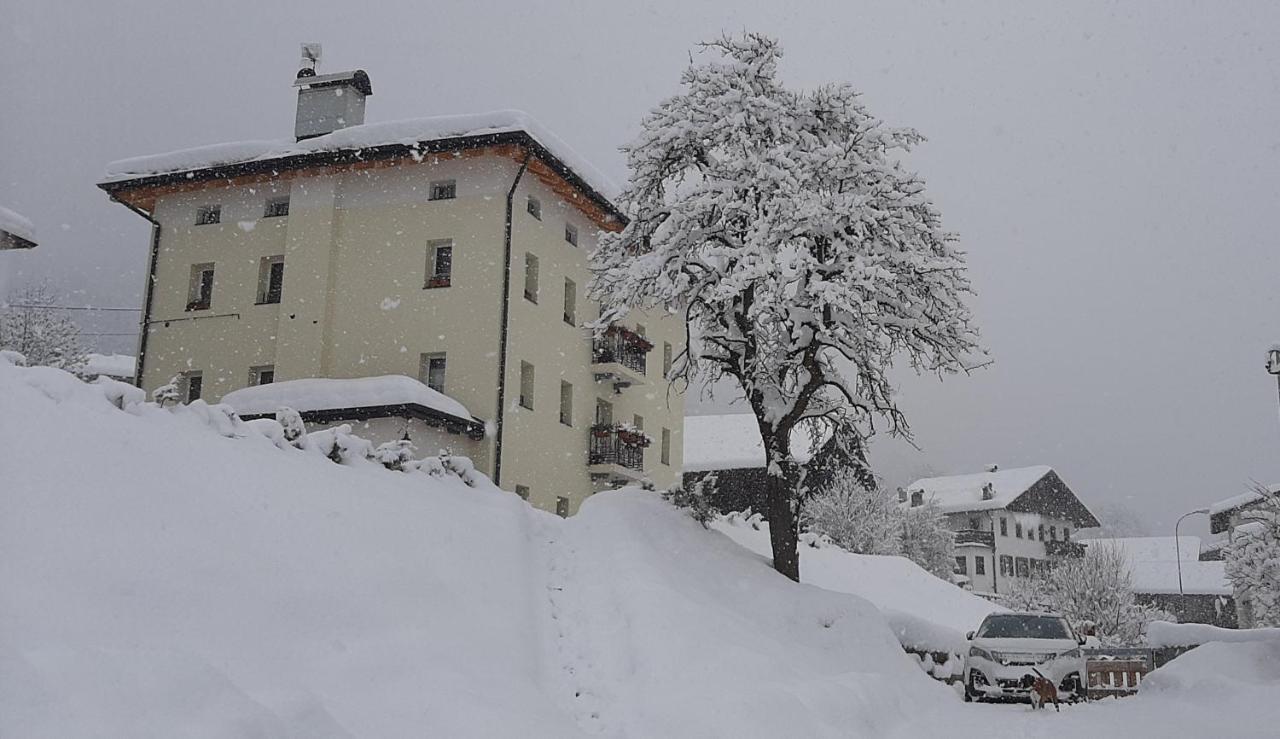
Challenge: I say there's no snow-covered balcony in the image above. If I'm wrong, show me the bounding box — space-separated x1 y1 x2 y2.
591 326 651 391
1045 539 1087 558
588 423 649 486
954 529 995 549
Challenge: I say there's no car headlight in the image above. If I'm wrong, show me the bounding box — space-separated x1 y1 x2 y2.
1060 648 1082 659
969 646 995 661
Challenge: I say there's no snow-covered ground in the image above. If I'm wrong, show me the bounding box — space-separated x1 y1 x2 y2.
3 358 1278 737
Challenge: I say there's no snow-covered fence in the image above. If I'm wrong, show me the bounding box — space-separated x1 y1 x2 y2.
1084 650 1152 698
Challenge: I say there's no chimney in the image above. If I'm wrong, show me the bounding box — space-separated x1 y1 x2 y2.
292 44 372 141
985 463 999 473
981 482 994 501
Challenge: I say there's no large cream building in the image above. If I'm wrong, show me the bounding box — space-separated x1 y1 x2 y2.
99 64 684 515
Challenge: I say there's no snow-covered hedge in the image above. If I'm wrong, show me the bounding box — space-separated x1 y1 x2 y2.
1145 620 1280 648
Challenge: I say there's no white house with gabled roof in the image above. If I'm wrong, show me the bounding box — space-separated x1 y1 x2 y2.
903 465 1100 596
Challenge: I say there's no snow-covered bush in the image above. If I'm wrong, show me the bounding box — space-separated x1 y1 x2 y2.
802 477 902 556
152 376 181 407
1224 487 1280 627
0 283 87 372
373 440 416 471
663 473 720 528
275 407 307 448
244 418 290 449
307 424 373 465
899 500 955 581
1005 543 1173 645
588 32 982 579
440 452 481 487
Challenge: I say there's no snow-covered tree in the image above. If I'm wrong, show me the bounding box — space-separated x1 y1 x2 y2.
1224 486 1280 627
899 500 955 580
589 33 981 580
0 283 87 372
276 407 307 448
802 477 902 556
1005 543 1172 645
152 375 181 407
373 440 416 471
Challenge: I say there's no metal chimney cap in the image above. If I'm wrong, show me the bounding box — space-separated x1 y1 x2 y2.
292 69 372 97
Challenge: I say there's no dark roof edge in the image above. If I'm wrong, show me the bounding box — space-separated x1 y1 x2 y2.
98 130 625 223
239 402 486 440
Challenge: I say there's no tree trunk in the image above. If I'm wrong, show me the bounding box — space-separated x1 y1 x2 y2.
762 429 801 581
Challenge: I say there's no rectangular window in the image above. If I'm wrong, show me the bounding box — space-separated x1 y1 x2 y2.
1015 522 1023 539
264 197 290 218
635 323 646 337
1064 528 1071 541
595 399 612 425
564 222 578 246
563 278 576 325
1015 557 1030 578
555 496 570 518
969 517 981 530
419 353 446 394
954 556 967 575
519 361 534 409
187 263 214 311
182 371 203 403
523 253 539 303
632 414 643 430
661 428 671 466
426 239 453 288
515 485 530 501
257 256 284 304
999 555 1014 577
663 342 673 377
195 205 221 225
249 365 275 386
974 556 986 576
999 518 1008 537
527 195 541 220
1038 524 1046 541
1049 526 1057 541
429 180 456 201
559 381 573 426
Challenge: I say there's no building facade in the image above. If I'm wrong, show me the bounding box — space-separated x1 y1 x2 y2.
99 65 684 516
903 466 1100 596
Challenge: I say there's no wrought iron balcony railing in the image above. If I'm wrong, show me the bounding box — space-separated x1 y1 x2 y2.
588 424 646 471
592 326 652 376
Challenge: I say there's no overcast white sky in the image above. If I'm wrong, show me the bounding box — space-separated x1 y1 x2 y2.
3 0 1277 534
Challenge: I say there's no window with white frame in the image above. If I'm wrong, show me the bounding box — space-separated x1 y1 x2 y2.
249 365 275 386
429 180 456 201
519 361 534 409
182 371 203 403
524 253 539 303
563 278 576 325
264 197 290 218
256 256 284 304
559 381 573 426
526 195 541 220
187 263 214 311
564 222 578 246
419 353 446 393
426 239 453 288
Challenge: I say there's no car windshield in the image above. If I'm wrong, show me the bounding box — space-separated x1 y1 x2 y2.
976 615 1071 640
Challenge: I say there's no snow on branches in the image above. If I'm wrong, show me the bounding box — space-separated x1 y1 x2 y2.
1224 487 1280 627
590 32 982 579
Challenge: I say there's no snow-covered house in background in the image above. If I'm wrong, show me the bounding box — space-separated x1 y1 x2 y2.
96 57 684 516
682 413 815 512
1076 535 1236 627
1202 484 1280 560
0 205 37 251
902 466 1100 596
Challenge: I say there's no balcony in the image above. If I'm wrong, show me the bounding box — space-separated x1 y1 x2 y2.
592 325 652 391
588 423 648 486
1045 539 1086 558
955 529 995 548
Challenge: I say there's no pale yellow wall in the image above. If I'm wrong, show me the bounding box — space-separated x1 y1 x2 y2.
135 149 684 515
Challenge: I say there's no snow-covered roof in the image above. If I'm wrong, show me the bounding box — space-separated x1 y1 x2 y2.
0 205 36 246
904 466 1053 514
1128 559 1232 596
1208 485 1279 516
101 110 619 202
82 353 136 379
682 413 814 473
1076 536 1203 566
221 375 477 425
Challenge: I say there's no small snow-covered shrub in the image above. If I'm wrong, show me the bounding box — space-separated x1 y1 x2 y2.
275 407 307 448
373 440 416 471
441 452 480 487
663 474 719 528
307 424 373 465
244 418 290 449
408 456 447 477
152 376 181 407
173 400 246 438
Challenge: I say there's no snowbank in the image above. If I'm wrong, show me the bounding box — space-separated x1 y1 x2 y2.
1141 640 1280 699
221 374 476 423
1146 620 1280 648
1128 559 1232 596
711 514 1001 653
0 360 945 737
102 110 618 201
81 352 136 379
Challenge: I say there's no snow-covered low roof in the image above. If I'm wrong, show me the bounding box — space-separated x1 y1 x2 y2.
221 375 477 425
1128 559 1232 596
82 353 136 379
0 205 36 245
905 466 1053 514
101 110 618 203
1077 536 1203 566
682 414 815 473
1208 485 1279 516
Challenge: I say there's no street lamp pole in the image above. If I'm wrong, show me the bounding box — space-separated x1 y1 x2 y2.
1175 508 1211 596
1268 347 1280 435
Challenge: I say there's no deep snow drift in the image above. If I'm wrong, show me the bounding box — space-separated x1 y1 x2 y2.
3 359 1278 738
0 360 940 737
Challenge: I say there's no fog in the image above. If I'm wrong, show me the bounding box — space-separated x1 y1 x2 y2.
3 0 1277 534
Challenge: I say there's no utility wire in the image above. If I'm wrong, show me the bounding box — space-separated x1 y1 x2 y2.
4 304 141 312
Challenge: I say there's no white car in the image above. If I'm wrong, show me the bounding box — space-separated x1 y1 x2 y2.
963 612 1086 703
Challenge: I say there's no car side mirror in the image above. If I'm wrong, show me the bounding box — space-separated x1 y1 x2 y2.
966 631 975 641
